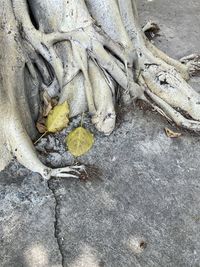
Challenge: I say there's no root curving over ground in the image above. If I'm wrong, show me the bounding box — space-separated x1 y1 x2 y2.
0 0 200 178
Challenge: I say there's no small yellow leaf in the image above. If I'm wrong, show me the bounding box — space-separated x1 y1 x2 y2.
164 127 182 138
66 127 94 157
46 101 69 133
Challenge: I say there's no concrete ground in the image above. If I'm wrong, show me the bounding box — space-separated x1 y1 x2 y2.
0 1 200 266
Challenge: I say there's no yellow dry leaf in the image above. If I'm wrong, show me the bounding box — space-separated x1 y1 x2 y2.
46 101 69 133
164 127 182 138
66 127 94 157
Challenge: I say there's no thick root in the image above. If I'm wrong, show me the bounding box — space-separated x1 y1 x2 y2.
134 35 200 123
59 72 88 118
89 60 116 135
146 89 200 131
139 56 200 121
5 115 83 180
0 0 85 179
146 41 189 80
1 0 200 179
114 0 200 129
14 0 139 134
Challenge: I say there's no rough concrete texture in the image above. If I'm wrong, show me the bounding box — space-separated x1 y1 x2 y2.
0 0 200 266
0 166 62 267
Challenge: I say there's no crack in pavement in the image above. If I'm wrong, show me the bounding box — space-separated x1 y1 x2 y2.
47 180 65 267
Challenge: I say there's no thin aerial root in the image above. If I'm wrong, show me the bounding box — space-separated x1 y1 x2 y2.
72 44 96 114
25 60 38 81
23 41 52 84
24 29 64 87
49 165 85 179
93 42 128 89
41 78 60 98
141 93 172 122
101 32 135 67
90 56 116 95
34 57 52 84
51 173 79 179
13 0 65 87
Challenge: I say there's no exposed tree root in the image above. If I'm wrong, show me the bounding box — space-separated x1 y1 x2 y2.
0 0 85 179
13 0 142 133
138 42 200 125
114 0 200 127
0 0 200 178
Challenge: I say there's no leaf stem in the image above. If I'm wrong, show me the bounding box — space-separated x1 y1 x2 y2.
34 131 48 145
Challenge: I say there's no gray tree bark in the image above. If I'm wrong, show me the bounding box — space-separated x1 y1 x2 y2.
0 0 199 178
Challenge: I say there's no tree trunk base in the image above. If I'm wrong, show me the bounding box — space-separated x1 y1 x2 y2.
0 0 199 178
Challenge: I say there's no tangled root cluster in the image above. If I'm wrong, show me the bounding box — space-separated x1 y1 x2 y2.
0 0 199 179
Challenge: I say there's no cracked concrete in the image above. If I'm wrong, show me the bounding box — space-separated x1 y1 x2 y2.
0 166 62 267
47 180 66 267
0 0 200 267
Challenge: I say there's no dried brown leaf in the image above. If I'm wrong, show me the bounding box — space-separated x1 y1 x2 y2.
36 121 47 134
164 128 182 138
